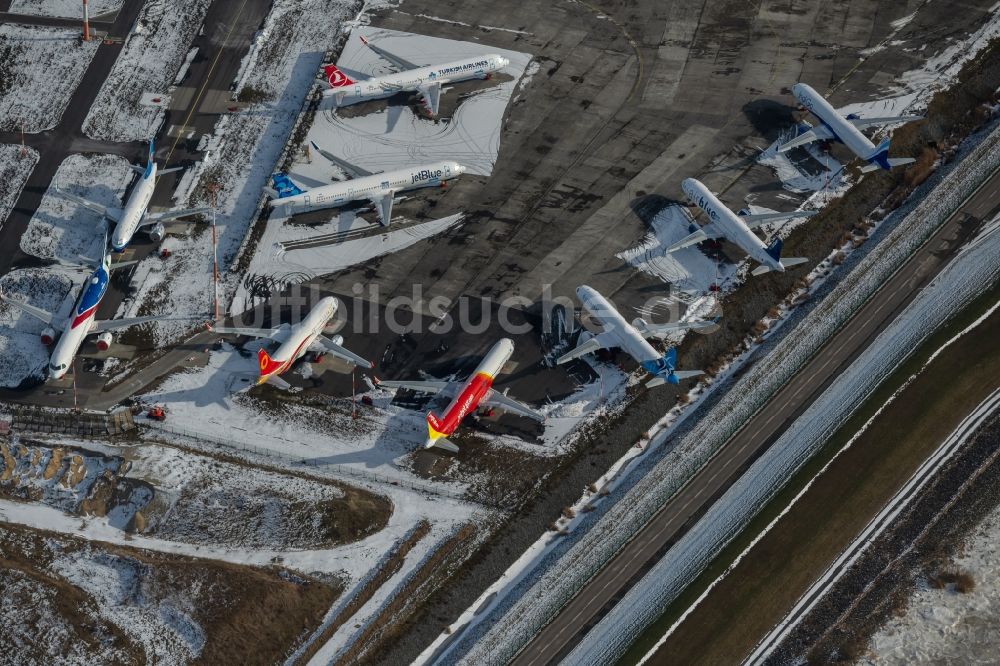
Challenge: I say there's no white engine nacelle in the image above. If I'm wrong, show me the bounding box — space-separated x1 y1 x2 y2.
632 317 648 331
96 331 113 351
40 327 55 346
329 334 344 346
148 222 166 242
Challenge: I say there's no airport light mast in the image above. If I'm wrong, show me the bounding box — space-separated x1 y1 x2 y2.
82 0 90 42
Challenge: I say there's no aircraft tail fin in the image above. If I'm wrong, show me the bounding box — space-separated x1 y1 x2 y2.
765 237 783 262
257 348 284 380
322 63 356 88
426 412 459 452
864 137 894 171
269 173 305 199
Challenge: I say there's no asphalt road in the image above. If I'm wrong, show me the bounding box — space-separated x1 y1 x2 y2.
511 164 1000 666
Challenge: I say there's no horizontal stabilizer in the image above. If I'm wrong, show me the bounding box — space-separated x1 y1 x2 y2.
672 370 703 380
158 166 184 176
428 437 460 453
266 373 293 391
780 257 808 269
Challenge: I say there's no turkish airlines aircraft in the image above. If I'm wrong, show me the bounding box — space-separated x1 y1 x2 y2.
778 83 921 172
54 141 211 251
0 251 164 380
666 178 815 276
322 35 509 116
266 141 465 225
557 286 710 388
374 338 544 452
212 296 371 391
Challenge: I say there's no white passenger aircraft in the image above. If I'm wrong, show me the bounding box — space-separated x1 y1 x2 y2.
778 83 922 172
556 285 712 388
212 296 372 391
666 178 815 276
322 35 509 116
54 142 211 251
0 250 164 380
266 141 466 225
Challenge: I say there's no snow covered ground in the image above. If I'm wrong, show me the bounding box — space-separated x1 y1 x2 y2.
0 144 38 230
9 0 122 18
119 0 358 346
19 153 133 263
0 268 76 387
83 0 211 141
867 501 1000 664
0 24 100 133
299 25 531 178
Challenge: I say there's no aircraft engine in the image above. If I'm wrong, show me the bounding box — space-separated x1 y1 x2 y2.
148 222 166 242
96 331 113 351
329 335 344 346
40 327 55 346
632 317 648 330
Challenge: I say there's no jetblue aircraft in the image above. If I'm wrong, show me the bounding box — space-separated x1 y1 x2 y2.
55 142 210 251
666 178 815 276
322 35 509 116
778 83 922 172
0 250 163 379
557 285 712 388
266 141 465 225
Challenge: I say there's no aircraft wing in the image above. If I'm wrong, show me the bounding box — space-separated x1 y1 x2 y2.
90 315 166 333
739 210 818 228
848 115 923 131
142 207 213 224
634 318 717 340
370 192 395 226
417 81 442 116
375 378 450 394
53 188 123 223
663 226 723 253
315 334 373 368
360 35 419 71
484 389 545 422
776 124 835 153
0 293 55 325
555 331 619 365
212 325 281 340
310 141 374 179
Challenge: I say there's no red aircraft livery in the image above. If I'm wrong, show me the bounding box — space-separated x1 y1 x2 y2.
375 338 545 453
